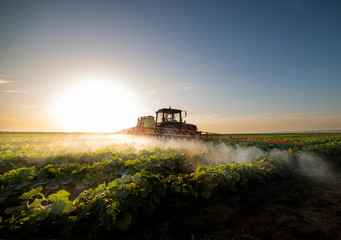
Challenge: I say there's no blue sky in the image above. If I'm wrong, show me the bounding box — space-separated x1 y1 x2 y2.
0 0 340 133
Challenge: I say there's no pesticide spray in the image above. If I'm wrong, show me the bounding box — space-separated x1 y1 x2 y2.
44 133 332 180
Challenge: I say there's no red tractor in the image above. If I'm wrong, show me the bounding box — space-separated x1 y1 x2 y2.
134 107 198 135
155 107 197 132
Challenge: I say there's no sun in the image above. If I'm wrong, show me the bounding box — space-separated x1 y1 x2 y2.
53 79 139 132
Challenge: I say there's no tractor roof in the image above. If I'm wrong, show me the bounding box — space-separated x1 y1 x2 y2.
156 108 182 114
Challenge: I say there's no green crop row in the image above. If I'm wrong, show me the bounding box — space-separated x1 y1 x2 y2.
0 132 340 238
0 151 185 204
1 156 278 238
224 133 341 155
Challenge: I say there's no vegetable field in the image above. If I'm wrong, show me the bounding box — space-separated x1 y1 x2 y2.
0 132 340 239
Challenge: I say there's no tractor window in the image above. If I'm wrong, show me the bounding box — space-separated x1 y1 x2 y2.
174 113 180 122
156 112 163 123
156 111 181 123
164 113 172 122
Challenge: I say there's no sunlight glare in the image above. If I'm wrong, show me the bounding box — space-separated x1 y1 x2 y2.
53 79 139 132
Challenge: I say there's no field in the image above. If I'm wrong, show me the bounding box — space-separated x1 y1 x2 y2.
1 132 341 239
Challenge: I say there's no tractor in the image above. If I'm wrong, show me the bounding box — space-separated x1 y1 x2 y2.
119 107 306 148
136 107 197 134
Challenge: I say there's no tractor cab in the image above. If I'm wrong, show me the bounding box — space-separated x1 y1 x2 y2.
135 107 197 133
155 107 183 128
155 107 197 132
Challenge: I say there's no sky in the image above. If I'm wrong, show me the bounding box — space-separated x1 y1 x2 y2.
0 0 340 133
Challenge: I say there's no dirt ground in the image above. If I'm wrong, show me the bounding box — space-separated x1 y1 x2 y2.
117 155 341 240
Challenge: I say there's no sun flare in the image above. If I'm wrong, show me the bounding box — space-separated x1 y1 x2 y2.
53 80 139 132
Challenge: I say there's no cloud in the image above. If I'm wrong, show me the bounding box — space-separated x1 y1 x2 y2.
1 90 28 93
0 79 12 84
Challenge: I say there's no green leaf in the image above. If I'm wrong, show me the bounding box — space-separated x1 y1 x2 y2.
48 190 70 202
75 178 91 190
51 201 67 215
30 179 49 188
94 183 106 195
35 210 49 221
43 164 55 169
18 168 34 178
93 198 106 215
114 188 130 198
4 205 26 214
0 191 12 203
19 186 43 200
13 182 28 191
59 175 73 185
45 179 60 190
124 160 135 166
120 175 131 183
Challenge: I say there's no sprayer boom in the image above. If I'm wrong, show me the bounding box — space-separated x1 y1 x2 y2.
116 127 306 148
116 107 307 148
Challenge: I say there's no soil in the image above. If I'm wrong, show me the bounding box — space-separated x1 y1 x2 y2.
116 155 341 240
